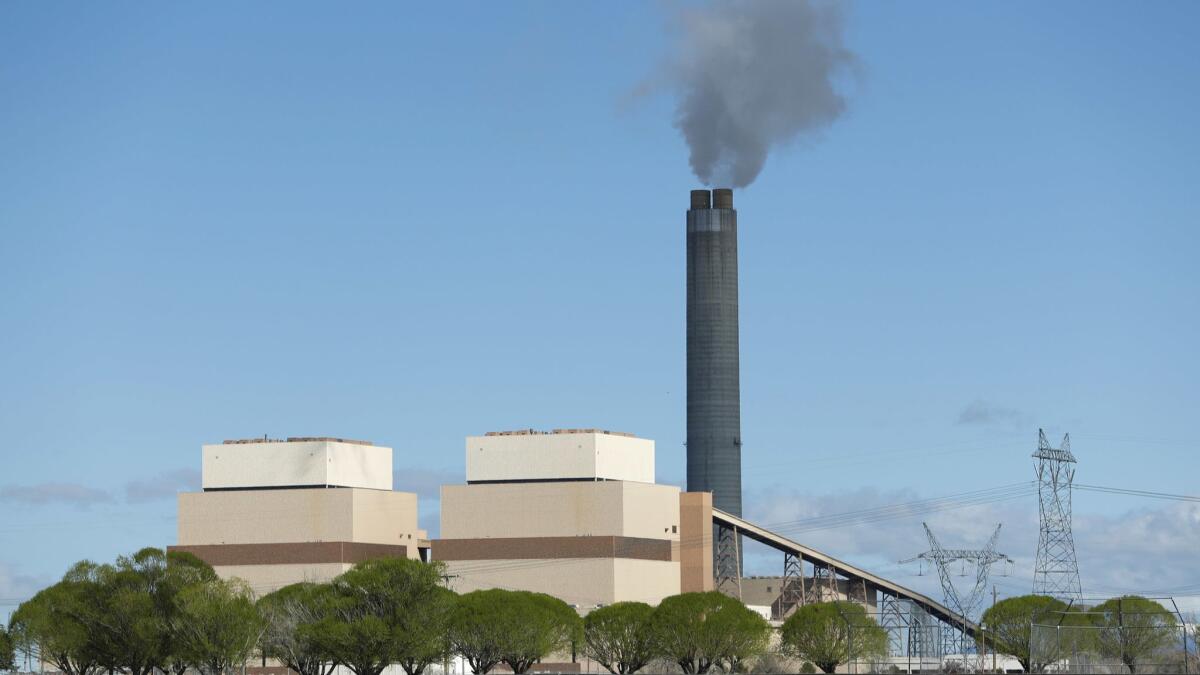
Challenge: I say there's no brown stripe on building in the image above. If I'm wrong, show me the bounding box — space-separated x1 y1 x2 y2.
432 536 674 562
168 541 408 566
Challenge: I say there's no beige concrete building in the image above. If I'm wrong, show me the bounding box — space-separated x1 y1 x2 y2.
435 429 695 607
171 437 424 595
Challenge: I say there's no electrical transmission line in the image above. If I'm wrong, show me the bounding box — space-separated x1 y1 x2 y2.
901 522 1012 655
1032 428 1082 600
902 523 1012 622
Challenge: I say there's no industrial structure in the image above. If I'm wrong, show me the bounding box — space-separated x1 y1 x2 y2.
433 429 686 606
160 188 1010 670
169 437 425 592
686 188 742 520
901 523 1012 654
1033 428 1082 599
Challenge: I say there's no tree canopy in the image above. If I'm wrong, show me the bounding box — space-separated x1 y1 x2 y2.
651 591 772 674
171 577 263 675
449 589 514 675
0 625 15 674
980 594 1069 673
308 557 451 675
779 601 887 674
448 589 580 675
1089 596 1179 674
259 582 337 675
583 602 657 674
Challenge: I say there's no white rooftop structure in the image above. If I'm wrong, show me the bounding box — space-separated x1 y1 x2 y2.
202 437 393 491
465 429 655 484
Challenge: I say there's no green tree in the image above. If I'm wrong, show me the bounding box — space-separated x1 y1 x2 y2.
259 582 337 675
448 589 509 675
979 594 1069 673
98 547 218 675
394 585 457 675
8 567 105 675
172 577 264 675
583 602 657 674
308 557 450 675
0 625 16 673
651 592 771 674
447 589 580 675
496 592 581 674
1090 596 1179 673
779 601 887 674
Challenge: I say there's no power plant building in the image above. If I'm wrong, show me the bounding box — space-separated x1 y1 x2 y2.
170 437 425 594
433 429 710 606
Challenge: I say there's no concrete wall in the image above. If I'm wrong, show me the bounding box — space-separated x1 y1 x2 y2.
440 481 679 540
178 488 419 547
679 492 714 593
210 562 352 596
445 557 679 606
438 480 681 606
202 440 393 491
465 432 654 484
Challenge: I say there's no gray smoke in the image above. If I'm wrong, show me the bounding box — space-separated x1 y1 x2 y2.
654 0 857 187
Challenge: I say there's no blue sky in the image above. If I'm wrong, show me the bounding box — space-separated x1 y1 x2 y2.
2 2 1198 615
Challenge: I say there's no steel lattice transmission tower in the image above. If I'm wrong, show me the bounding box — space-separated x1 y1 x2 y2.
1032 428 1082 599
902 523 1012 654
902 523 1012 622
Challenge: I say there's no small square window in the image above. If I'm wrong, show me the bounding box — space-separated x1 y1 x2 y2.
672 525 678 533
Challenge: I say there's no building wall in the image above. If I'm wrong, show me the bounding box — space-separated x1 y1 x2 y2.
209 563 352 595
202 440 393 491
440 481 679 540
174 486 420 595
445 557 679 607
437 480 681 606
465 432 654 484
178 488 419 547
679 491 714 593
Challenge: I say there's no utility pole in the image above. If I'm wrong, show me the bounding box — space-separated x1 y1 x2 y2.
992 585 998 673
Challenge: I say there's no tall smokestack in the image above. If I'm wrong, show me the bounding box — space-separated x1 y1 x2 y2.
686 188 741 519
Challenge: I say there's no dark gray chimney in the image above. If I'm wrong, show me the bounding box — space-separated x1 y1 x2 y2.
686 188 742 518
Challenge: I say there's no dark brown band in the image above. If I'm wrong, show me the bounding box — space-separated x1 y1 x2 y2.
168 542 408 566
432 536 674 563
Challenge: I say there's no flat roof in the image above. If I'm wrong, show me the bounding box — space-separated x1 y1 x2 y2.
483 428 636 438
221 436 374 446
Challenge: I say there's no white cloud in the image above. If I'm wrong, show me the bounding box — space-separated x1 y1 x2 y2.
124 468 201 503
0 482 113 508
0 561 51 622
956 399 1029 429
742 485 1200 611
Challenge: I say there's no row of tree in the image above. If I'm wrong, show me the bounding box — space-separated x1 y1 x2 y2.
6 548 892 675
981 594 1187 674
12 547 1182 675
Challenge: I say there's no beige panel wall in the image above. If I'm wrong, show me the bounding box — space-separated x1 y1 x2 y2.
350 489 421 551
179 488 418 549
465 433 654 483
445 557 680 607
215 562 351 597
593 434 654 484
202 441 393 491
179 489 352 545
613 559 681 604
441 482 679 541
619 482 681 540
446 558 618 606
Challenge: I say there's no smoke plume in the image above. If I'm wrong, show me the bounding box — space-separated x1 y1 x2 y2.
651 0 857 187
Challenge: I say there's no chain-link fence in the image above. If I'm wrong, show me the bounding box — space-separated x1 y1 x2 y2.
1030 598 1194 674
